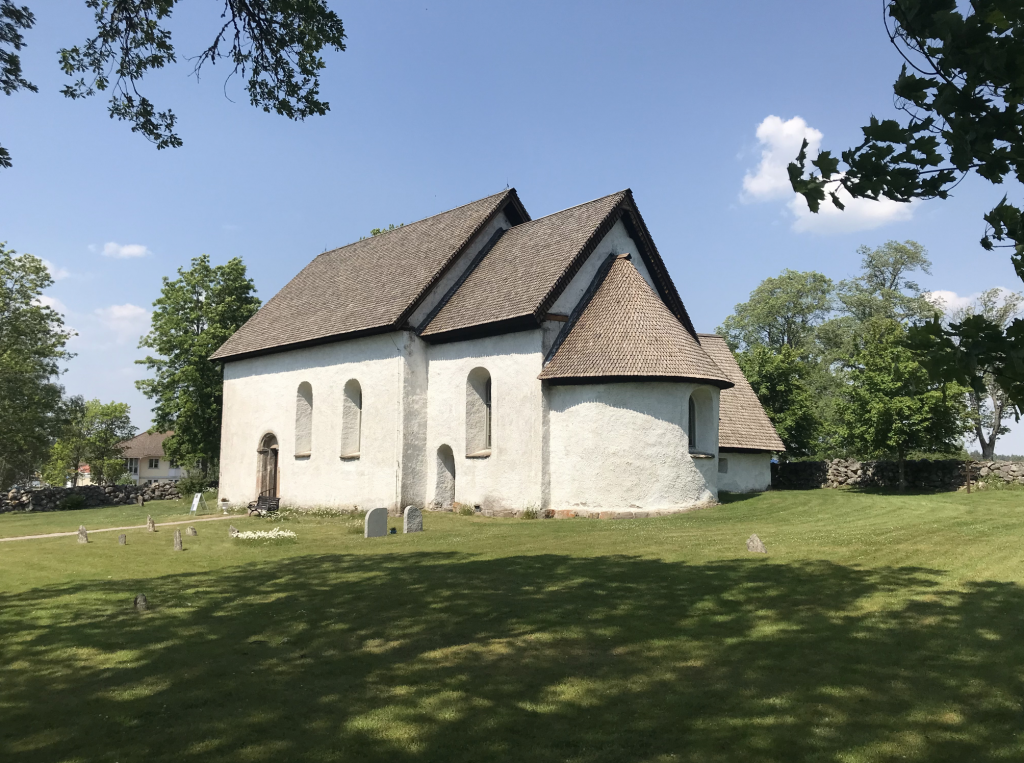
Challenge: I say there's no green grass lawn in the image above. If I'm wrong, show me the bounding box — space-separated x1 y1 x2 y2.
1 489 1023 762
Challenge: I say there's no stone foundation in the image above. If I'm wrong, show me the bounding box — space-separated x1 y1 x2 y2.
772 458 1024 491
1 482 182 514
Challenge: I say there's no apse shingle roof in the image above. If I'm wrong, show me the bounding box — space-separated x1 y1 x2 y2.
698 334 785 452
211 190 519 361
538 256 733 386
119 431 174 458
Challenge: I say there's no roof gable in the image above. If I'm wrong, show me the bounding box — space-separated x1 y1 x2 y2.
698 335 785 452
538 255 732 386
119 431 174 458
211 189 526 361
420 189 697 342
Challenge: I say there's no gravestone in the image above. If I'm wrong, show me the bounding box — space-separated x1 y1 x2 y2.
186 526 197 537
364 507 387 538
746 534 767 554
137 494 145 506
134 593 148 611
403 506 423 533
146 515 156 532
229 525 238 537
119 534 127 545
77 525 88 544
173 529 183 551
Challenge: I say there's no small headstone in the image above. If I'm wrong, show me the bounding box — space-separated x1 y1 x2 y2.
136 494 144 506
364 507 387 538
147 515 156 532
173 529 183 551
229 525 238 537
186 526 197 537
119 534 127 545
403 506 423 533
134 593 148 611
77 525 88 544
746 534 767 554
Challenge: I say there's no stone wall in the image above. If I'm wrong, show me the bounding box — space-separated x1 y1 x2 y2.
772 458 1024 491
1 481 182 514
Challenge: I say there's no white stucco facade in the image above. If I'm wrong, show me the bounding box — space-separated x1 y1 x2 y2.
717 452 773 493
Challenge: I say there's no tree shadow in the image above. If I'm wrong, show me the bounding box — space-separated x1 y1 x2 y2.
1 553 1022 762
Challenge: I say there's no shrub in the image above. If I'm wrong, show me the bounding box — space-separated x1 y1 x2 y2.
456 503 474 516
57 494 86 511
176 472 209 496
115 473 136 486
521 508 539 520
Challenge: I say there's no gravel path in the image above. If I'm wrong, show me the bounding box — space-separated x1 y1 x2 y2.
0 514 236 543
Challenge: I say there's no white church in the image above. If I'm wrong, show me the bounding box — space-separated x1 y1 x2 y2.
211 189 783 516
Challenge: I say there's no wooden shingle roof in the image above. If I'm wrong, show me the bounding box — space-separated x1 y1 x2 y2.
698 335 785 452
538 255 733 387
119 431 174 458
211 189 524 361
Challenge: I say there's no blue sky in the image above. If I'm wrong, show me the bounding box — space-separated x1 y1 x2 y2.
3 1 1023 453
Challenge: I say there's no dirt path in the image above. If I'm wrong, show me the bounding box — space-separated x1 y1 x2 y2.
0 514 236 543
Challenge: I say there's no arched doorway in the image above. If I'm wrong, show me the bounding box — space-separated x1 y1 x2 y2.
435 444 455 507
257 433 279 498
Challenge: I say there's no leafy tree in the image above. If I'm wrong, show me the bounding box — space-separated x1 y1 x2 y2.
0 242 72 490
718 269 833 352
40 394 86 486
944 288 1024 458
137 254 260 472
83 400 136 485
736 344 820 456
787 0 1024 409
0 0 346 169
835 318 970 491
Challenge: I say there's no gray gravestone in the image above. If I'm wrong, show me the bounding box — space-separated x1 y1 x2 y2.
229 525 238 537
137 494 144 506
746 534 767 554
134 593 148 611
364 507 387 538
147 515 156 532
119 534 127 545
403 506 423 533
173 529 183 551
186 526 197 537
77 525 88 544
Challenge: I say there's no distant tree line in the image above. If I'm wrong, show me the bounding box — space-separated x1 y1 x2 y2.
718 240 1021 487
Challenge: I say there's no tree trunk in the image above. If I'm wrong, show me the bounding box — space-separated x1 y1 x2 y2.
898 449 906 493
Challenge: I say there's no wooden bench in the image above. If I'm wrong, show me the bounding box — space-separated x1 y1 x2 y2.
248 495 280 517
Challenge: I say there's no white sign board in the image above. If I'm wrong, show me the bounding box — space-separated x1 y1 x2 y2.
190 493 202 514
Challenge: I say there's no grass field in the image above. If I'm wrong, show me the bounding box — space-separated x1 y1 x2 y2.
1 489 1023 762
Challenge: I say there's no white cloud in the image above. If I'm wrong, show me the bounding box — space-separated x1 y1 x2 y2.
926 287 1020 316
95 303 151 343
34 294 68 313
41 259 71 280
743 115 916 234
743 115 823 202
101 242 151 258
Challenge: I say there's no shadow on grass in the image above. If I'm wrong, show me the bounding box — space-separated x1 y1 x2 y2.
2 553 1023 762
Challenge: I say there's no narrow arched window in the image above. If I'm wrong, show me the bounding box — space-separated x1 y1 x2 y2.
341 379 362 458
466 367 492 457
295 382 313 456
688 396 697 453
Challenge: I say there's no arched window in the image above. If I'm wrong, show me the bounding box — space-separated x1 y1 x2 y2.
688 396 697 452
340 379 362 458
466 367 492 456
295 382 313 456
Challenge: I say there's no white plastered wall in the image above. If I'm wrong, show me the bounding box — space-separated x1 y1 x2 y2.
717 452 772 493
424 330 545 511
547 381 719 512
218 331 421 510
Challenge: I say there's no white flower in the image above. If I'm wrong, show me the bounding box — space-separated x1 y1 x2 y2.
233 527 297 540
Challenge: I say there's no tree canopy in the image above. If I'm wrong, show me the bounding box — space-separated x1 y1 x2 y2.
42 397 137 486
0 0 346 168
787 0 1024 412
718 269 833 352
136 254 260 472
0 242 72 489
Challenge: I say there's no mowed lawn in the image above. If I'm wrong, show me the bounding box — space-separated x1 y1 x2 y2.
1 490 1023 763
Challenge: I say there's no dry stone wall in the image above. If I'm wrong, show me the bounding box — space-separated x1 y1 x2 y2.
1 482 182 514
772 458 1024 491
